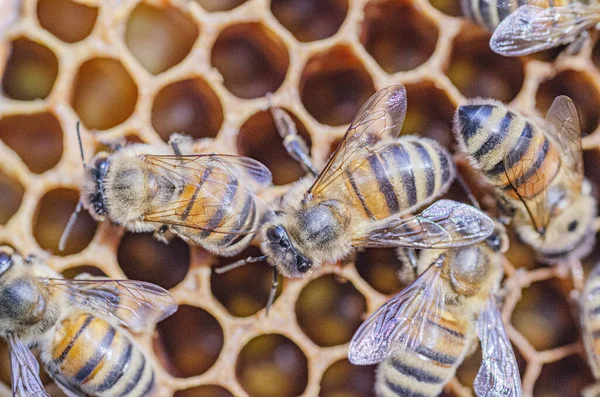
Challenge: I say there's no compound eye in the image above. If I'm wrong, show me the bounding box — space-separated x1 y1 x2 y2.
266 225 285 243
296 256 312 273
0 251 13 275
568 220 578 232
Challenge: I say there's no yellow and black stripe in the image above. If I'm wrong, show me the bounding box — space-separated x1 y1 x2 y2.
455 103 561 202
376 313 471 397
344 137 454 221
173 162 260 256
49 314 155 397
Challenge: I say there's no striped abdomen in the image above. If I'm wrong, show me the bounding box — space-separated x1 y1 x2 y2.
172 164 260 256
582 265 600 378
455 104 561 203
376 312 472 397
344 137 454 221
461 0 576 31
48 314 155 397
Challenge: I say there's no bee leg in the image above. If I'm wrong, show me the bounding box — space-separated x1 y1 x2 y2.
168 133 194 157
268 94 319 176
496 196 515 224
266 266 279 316
214 255 268 274
153 224 171 244
564 30 590 56
396 248 418 284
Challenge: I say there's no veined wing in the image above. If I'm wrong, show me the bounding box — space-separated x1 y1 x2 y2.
143 154 272 235
46 278 178 332
544 95 584 191
475 295 523 397
355 200 495 248
7 334 50 397
348 258 445 365
490 4 600 56
305 84 407 199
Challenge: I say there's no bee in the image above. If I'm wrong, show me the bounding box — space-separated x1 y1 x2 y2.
0 245 178 397
59 127 273 257
487 0 600 56
581 261 600 395
349 222 523 397
453 95 597 263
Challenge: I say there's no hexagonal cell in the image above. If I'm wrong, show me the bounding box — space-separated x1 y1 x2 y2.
355 248 405 294
300 45 375 126
175 385 234 397
194 0 247 12
125 3 199 75
211 23 289 99
320 358 376 397
403 81 455 147
117 232 189 290
236 334 308 397
211 247 282 317
536 70 600 136
37 0 98 43
360 0 438 73
270 0 348 42
534 355 594 396
61 265 107 279
446 27 524 102
33 189 97 256
0 170 23 225
155 305 224 378
0 112 63 173
1 37 58 100
237 109 311 185
295 274 366 347
430 0 461 16
71 58 138 130
151 78 223 141
511 278 578 351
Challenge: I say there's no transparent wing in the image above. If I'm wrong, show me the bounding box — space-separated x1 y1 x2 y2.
348 259 445 365
356 200 495 249
463 0 527 31
7 334 50 397
142 154 272 235
490 4 600 56
475 295 523 397
306 84 407 198
46 278 178 332
503 135 551 234
544 95 584 190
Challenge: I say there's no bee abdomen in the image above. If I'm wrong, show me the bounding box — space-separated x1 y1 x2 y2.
462 0 521 30
50 314 155 397
345 138 454 221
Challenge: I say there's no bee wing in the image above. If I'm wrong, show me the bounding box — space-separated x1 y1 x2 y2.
544 95 584 190
355 200 495 249
474 295 523 397
490 4 600 56
306 84 407 198
348 260 445 365
47 278 178 332
7 334 50 397
142 154 273 235
503 135 551 234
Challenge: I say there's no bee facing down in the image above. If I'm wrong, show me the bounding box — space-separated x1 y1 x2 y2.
0 246 178 397
349 223 523 397
453 96 597 263
60 129 272 257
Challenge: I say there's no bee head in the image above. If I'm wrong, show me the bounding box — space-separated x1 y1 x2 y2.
82 152 111 221
261 223 313 278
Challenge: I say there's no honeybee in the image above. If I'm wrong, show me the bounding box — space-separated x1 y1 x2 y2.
220 85 498 312
487 0 600 56
59 128 272 257
453 95 597 263
0 245 177 397
581 261 600 394
349 223 523 397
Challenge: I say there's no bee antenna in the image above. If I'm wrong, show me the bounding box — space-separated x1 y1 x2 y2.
59 201 83 252
455 172 480 210
266 266 279 317
76 121 87 169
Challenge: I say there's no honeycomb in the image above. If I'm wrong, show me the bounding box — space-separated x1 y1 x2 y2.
0 0 600 396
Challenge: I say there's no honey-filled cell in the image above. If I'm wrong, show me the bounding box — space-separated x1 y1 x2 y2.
37 0 98 43
270 0 348 42
0 170 24 225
